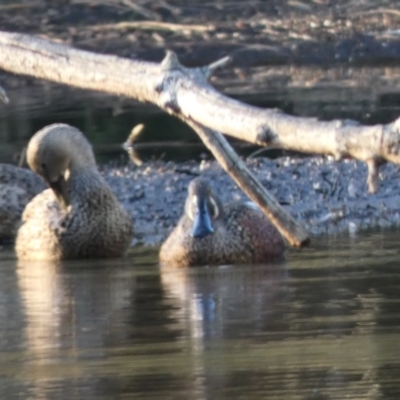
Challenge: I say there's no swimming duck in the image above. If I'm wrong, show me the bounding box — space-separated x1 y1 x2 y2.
159 177 285 267
15 124 134 260
0 164 46 242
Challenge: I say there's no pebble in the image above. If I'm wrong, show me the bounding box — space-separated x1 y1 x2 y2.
99 156 400 245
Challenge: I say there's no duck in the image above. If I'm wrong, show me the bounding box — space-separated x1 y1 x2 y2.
159 177 285 267
0 164 46 242
15 123 134 260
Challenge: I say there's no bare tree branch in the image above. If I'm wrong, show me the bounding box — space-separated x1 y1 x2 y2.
1 31 398 194
2 31 399 244
183 120 310 247
0 32 400 189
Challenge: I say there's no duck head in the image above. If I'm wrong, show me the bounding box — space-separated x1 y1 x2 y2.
185 178 222 238
26 124 96 209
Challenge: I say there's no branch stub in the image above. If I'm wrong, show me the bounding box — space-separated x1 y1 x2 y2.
160 50 183 71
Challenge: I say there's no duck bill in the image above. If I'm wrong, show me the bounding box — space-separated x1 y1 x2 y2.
48 176 70 209
191 198 214 238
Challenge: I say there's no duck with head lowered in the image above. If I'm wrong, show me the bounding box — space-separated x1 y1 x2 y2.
15 123 133 260
159 177 285 267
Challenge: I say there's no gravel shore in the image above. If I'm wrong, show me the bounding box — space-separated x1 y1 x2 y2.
3 1 400 246
100 155 400 245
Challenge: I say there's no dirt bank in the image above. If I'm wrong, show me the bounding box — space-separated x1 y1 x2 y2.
2 1 400 69
100 156 400 245
2 1 400 245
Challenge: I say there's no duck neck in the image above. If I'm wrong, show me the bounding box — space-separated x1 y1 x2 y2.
66 167 105 205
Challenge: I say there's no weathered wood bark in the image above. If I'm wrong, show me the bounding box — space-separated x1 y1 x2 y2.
0 31 311 247
0 31 398 245
184 120 310 247
1 32 399 195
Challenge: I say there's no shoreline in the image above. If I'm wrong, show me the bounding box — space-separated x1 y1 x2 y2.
2 2 400 246
100 156 400 246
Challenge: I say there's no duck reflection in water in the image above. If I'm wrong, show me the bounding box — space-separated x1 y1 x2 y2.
160 177 285 267
15 257 137 399
15 124 133 260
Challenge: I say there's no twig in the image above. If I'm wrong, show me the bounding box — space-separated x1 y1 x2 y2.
120 0 160 20
247 146 279 159
157 1 181 16
17 147 27 168
123 124 145 166
201 56 231 80
0 2 43 11
122 123 256 165
90 21 215 33
354 8 400 18
185 120 310 247
0 85 9 104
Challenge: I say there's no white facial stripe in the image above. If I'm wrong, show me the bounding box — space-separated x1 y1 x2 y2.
187 195 197 221
209 196 219 218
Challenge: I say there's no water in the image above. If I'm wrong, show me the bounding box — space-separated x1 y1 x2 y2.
1 230 400 399
2 65 400 398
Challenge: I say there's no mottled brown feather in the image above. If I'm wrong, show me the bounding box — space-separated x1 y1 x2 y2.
160 178 285 267
15 124 133 260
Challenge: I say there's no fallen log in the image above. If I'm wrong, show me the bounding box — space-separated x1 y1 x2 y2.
4 31 398 246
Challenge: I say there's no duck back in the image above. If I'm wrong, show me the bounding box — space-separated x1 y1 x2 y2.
160 202 285 267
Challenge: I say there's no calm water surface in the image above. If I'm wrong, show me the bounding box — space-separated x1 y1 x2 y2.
2 66 400 398
1 230 400 399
